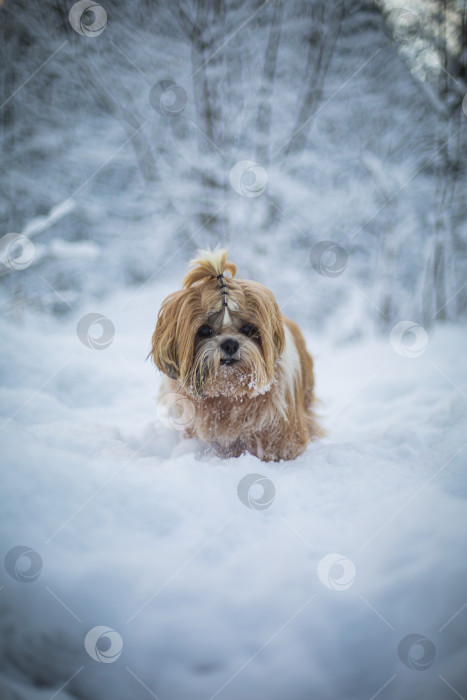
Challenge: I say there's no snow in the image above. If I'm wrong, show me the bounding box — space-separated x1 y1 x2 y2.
1 279 467 700
22 201 77 241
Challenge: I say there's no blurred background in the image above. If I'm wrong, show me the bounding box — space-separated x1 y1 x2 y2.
1 0 466 339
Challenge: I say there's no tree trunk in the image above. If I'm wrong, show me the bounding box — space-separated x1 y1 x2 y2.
255 0 284 164
283 1 344 157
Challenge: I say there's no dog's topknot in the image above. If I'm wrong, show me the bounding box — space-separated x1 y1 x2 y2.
183 246 237 289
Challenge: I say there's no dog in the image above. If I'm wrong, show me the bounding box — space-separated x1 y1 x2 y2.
150 247 321 461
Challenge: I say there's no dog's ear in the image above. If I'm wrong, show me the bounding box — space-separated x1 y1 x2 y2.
149 291 184 380
263 289 285 364
268 296 286 360
241 281 285 368
150 296 179 379
150 289 201 382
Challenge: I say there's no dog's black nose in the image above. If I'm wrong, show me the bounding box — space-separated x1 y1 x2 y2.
220 338 239 356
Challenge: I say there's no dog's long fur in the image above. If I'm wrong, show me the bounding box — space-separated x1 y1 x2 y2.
150 248 321 461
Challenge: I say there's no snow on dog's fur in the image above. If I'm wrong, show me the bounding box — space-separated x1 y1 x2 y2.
150 247 321 461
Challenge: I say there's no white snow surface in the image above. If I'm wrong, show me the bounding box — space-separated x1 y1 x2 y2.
1 279 467 700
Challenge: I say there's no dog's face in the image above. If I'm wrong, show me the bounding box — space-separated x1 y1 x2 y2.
151 275 285 398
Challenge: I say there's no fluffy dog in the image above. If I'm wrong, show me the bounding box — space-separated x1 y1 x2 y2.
150 248 320 461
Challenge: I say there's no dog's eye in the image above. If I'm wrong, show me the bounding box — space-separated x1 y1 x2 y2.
240 324 257 336
197 324 212 338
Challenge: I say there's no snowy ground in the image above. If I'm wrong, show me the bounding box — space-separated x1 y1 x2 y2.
1 277 467 700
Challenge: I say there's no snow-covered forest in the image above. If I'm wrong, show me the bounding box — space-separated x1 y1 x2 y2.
1 1 466 699
1 0 466 332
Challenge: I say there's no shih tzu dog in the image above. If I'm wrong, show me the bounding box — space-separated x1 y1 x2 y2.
150 248 321 461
